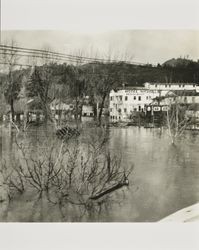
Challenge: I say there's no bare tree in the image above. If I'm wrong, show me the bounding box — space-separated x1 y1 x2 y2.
1 40 21 122
26 46 60 129
2 129 133 221
166 101 190 144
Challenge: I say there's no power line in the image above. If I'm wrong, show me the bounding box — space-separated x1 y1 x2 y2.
0 46 98 63
0 51 84 64
0 44 152 66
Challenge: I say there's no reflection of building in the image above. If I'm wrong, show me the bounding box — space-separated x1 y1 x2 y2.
109 87 161 121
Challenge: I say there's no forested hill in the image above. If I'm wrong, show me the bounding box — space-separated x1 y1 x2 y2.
87 58 199 86
1 57 199 87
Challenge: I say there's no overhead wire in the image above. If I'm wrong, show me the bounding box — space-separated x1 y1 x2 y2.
0 44 153 66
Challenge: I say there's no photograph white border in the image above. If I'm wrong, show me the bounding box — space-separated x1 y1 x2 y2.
1 0 199 250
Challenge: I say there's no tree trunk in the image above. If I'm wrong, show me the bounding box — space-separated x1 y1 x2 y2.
98 94 106 126
89 180 129 200
93 103 97 120
10 98 15 122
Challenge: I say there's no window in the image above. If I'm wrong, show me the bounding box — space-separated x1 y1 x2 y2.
110 96 113 101
179 84 182 88
125 96 128 101
193 84 196 87
138 106 141 111
182 84 185 87
138 96 141 101
119 96 122 101
155 84 157 88
146 96 148 100
124 108 127 113
134 96 136 100
192 97 195 102
165 84 167 88
110 108 113 112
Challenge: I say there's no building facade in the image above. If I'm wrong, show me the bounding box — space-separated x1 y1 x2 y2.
109 87 161 121
82 105 94 117
109 83 199 122
146 90 199 116
144 82 199 91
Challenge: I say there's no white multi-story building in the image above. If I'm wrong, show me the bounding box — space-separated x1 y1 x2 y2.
144 82 198 91
109 87 162 121
109 83 199 121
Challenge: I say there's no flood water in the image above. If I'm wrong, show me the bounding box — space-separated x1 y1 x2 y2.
109 127 199 221
1 125 199 222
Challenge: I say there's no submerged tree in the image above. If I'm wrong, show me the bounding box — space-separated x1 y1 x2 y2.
89 62 122 125
1 40 22 122
60 64 89 124
1 129 133 221
165 102 190 144
25 46 61 128
27 65 54 121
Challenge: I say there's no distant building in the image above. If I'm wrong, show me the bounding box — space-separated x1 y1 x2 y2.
185 104 199 122
146 90 199 115
109 83 199 122
109 87 162 121
144 82 199 91
82 105 94 117
50 99 74 112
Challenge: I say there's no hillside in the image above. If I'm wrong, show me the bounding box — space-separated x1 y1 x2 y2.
162 58 196 67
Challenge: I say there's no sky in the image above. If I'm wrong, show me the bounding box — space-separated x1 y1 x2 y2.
1 0 199 64
1 30 199 64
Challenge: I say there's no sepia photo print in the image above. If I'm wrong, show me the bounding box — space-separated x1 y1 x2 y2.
0 1 199 224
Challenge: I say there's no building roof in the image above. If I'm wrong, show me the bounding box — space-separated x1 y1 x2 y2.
167 90 199 96
146 82 198 86
112 86 145 92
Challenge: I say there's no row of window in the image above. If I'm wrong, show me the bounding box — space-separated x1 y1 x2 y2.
110 116 121 120
110 96 151 101
173 96 196 102
154 84 196 88
110 106 144 113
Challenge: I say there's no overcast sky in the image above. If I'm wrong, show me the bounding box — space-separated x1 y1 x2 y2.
1 0 199 64
2 30 199 64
